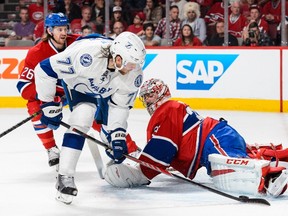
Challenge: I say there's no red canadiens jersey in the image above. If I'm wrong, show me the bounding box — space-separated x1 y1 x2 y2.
204 2 231 24
139 100 219 180
17 35 79 101
228 14 247 38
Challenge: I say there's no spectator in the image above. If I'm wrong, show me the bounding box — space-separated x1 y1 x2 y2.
33 19 44 44
208 20 239 46
91 0 105 25
140 22 161 46
173 24 202 46
81 24 93 36
5 6 35 46
109 0 133 25
143 0 164 28
261 0 288 45
110 6 128 31
171 0 188 21
241 0 259 19
181 2 207 43
109 20 124 39
243 4 268 35
127 12 145 36
204 0 231 40
190 0 214 18
54 0 82 23
228 1 247 45
70 5 96 34
242 21 273 46
155 5 181 44
28 0 44 24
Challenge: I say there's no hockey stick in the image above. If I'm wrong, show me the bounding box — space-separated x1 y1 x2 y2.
59 121 271 206
0 110 42 138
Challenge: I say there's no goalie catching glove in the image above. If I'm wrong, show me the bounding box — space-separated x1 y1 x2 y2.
105 128 128 164
40 96 63 130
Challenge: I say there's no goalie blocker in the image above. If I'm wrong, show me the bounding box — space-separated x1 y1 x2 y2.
209 154 288 197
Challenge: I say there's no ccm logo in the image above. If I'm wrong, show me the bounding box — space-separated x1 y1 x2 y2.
226 159 249 165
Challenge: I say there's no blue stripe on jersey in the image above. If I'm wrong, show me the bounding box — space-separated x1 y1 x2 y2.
143 136 177 165
183 111 202 134
76 33 113 41
40 58 58 79
16 80 29 93
62 133 85 150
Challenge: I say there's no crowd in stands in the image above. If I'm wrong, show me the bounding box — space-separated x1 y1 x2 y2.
3 0 288 47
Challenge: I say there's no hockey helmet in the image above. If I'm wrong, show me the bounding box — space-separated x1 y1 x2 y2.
139 78 171 115
110 31 146 70
45 12 69 28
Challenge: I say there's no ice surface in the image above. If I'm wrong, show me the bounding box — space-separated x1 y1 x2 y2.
1 108 288 216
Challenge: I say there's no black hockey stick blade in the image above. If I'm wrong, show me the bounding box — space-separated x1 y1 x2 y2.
238 195 270 206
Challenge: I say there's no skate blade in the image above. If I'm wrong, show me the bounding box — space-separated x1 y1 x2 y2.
55 191 74 205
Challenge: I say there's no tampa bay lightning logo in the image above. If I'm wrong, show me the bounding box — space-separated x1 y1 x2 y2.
134 74 142 87
80 54 92 67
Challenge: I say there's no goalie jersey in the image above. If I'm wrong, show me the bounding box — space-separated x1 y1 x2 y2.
139 100 247 180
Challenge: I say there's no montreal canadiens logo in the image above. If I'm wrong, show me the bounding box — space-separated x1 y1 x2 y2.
80 54 92 67
134 74 142 87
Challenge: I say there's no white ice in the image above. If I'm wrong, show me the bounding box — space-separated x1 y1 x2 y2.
1 108 288 216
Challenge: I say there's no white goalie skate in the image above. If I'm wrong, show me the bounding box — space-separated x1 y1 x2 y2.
55 174 78 205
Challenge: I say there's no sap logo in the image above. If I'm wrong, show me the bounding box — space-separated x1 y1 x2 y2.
176 54 238 90
142 54 157 70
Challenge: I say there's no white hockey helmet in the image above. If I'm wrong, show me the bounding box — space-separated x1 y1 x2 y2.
139 78 171 115
110 31 146 70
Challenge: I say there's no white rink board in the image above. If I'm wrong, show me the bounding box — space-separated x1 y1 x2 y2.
143 48 280 100
0 48 282 101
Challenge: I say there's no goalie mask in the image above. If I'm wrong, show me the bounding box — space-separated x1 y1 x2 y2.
110 32 146 71
139 78 171 115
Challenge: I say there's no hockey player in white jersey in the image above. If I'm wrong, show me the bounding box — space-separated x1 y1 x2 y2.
34 32 146 204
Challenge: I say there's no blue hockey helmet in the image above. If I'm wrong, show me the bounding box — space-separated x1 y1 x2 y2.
45 13 69 28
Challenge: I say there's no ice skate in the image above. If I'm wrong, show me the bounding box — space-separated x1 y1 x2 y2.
47 146 60 167
55 174 78 205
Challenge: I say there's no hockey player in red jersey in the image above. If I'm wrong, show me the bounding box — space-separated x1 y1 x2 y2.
16 13 79 167
104 78 288 198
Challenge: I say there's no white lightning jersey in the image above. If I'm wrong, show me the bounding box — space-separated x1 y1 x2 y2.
34 35 143 130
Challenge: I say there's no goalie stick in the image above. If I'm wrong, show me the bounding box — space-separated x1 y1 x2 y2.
87 133 105 179
59 121 271 206
0 110 42 138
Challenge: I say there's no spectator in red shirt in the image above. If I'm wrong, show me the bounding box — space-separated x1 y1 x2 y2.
70 5 96 34
228 0 247 45
33 19 44 44
127 12 145 36
173 24 202 46
243 4 268 35
28 0 44 24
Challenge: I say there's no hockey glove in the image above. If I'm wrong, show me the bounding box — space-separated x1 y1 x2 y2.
40 96 63 130
105 128 128 164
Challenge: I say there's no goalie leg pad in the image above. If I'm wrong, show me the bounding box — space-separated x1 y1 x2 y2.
208 154 270 195
104 163 150 188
